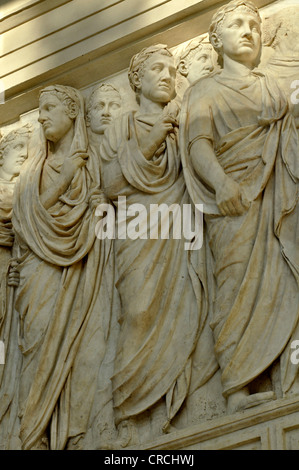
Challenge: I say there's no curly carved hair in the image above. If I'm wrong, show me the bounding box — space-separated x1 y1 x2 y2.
0 124 32 161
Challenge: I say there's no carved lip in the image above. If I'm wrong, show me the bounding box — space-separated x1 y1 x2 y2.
42 121 52 129
158 83 171 91
239 40 254 47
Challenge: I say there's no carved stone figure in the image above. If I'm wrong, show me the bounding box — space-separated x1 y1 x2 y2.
83 83 123 450
1 0 299 452
177 36 215 85
98 43 217 447
0 126 31 260
85 83 123 185
0 126 31 449
180 0 299 414
10 85 113 450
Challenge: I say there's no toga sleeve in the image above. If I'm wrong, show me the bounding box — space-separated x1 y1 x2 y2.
187 80 214 153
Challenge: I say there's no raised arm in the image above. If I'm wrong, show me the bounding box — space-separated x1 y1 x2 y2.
139 114 178 160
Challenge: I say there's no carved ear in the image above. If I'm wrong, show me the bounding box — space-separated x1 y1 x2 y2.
131 71 142 90
67 101 79 119
178 60 189 77
210 32 222 51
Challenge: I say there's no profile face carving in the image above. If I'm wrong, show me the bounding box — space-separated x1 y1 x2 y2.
38 92 77 143
87 85 121 135
178 42 214 84
209 1 262 68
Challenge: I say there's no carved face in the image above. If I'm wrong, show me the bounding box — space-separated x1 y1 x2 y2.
88 90 121 134
216 8 261 67
0 136 28 179
186 46 214 84
38 93 74 143
137 52 176 104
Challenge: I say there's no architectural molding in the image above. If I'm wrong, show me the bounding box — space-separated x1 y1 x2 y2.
135 397 299 450
1 0 274 126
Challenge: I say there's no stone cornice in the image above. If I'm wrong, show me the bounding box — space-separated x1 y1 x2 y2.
0 0 274 126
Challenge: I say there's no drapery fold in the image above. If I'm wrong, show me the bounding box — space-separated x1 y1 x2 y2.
11 88 114 449
180 71 299 398
100 111 217 426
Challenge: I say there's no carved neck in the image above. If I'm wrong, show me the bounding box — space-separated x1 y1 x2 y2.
222 55 255 77
138 95 165 115
0 168 17 182
48 125 75 157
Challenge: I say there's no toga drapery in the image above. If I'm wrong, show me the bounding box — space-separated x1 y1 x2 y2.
0 179 22 449
11 92 114 450
0 180 15 340
180 70 299 398
99 111 217 428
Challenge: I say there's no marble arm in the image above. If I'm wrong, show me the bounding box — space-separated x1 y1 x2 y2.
190 138 249 216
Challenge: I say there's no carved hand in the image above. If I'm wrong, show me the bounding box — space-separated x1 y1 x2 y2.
7 260 20 287
40 151 89 209
141 114 178 160
60 151 89 185
89 186 108 211
216 176 250 216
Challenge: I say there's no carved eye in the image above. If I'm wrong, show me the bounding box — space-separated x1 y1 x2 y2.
251 24 260 33
47 104 56 111
14 143 24 151
198 55 207 63
228 20 241 28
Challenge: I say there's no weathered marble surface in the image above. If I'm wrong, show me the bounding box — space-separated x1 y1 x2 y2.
0 0 298 450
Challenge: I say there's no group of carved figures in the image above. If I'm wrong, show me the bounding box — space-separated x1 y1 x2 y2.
0 0 298 450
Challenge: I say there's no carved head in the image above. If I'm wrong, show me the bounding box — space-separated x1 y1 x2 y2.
209 0 262 68
128 44 177 105
0 125 31 181
177 37 215 84
86 83 122 135
38 85 80 143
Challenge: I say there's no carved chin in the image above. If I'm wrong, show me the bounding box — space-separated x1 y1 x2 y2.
43 128 52 139
156 90 173 103
43 129 61 143
91 124 106 134
43 130 55 142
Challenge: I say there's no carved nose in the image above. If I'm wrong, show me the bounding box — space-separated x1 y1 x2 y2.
161 69 172 82
242 27 253 38
102 105 111 116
